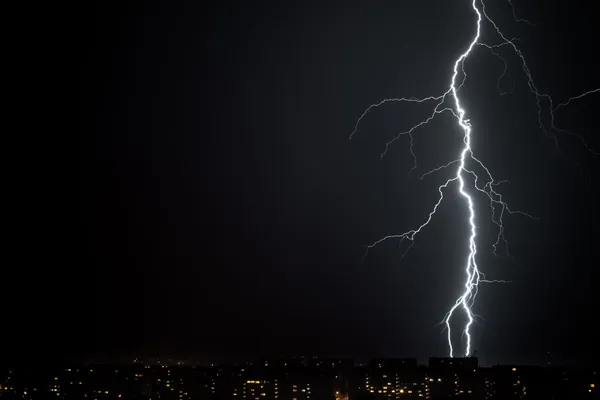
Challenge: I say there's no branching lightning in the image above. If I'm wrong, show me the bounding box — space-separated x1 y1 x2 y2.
507 0 535 26
350 0 599 357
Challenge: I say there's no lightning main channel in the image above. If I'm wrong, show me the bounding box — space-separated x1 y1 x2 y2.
350 0 599 358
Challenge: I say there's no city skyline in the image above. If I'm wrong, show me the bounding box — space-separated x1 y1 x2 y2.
1 357 597 399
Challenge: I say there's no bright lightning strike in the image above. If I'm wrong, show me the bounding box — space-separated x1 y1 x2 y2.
350 0 599 358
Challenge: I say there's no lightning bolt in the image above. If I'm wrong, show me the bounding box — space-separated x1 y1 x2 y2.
350 0 598 358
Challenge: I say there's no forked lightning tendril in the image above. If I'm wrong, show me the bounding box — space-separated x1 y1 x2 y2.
350 0 598 357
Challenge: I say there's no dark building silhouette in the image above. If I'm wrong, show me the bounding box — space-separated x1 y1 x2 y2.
0 358 597 399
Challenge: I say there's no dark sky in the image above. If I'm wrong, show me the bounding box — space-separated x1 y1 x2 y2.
56 0 600 365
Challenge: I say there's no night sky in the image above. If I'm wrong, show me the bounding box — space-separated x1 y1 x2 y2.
54 0 600 365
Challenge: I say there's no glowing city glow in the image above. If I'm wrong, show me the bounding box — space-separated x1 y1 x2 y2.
350 0 599 357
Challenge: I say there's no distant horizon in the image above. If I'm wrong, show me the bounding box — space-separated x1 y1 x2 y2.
9 355 594 369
